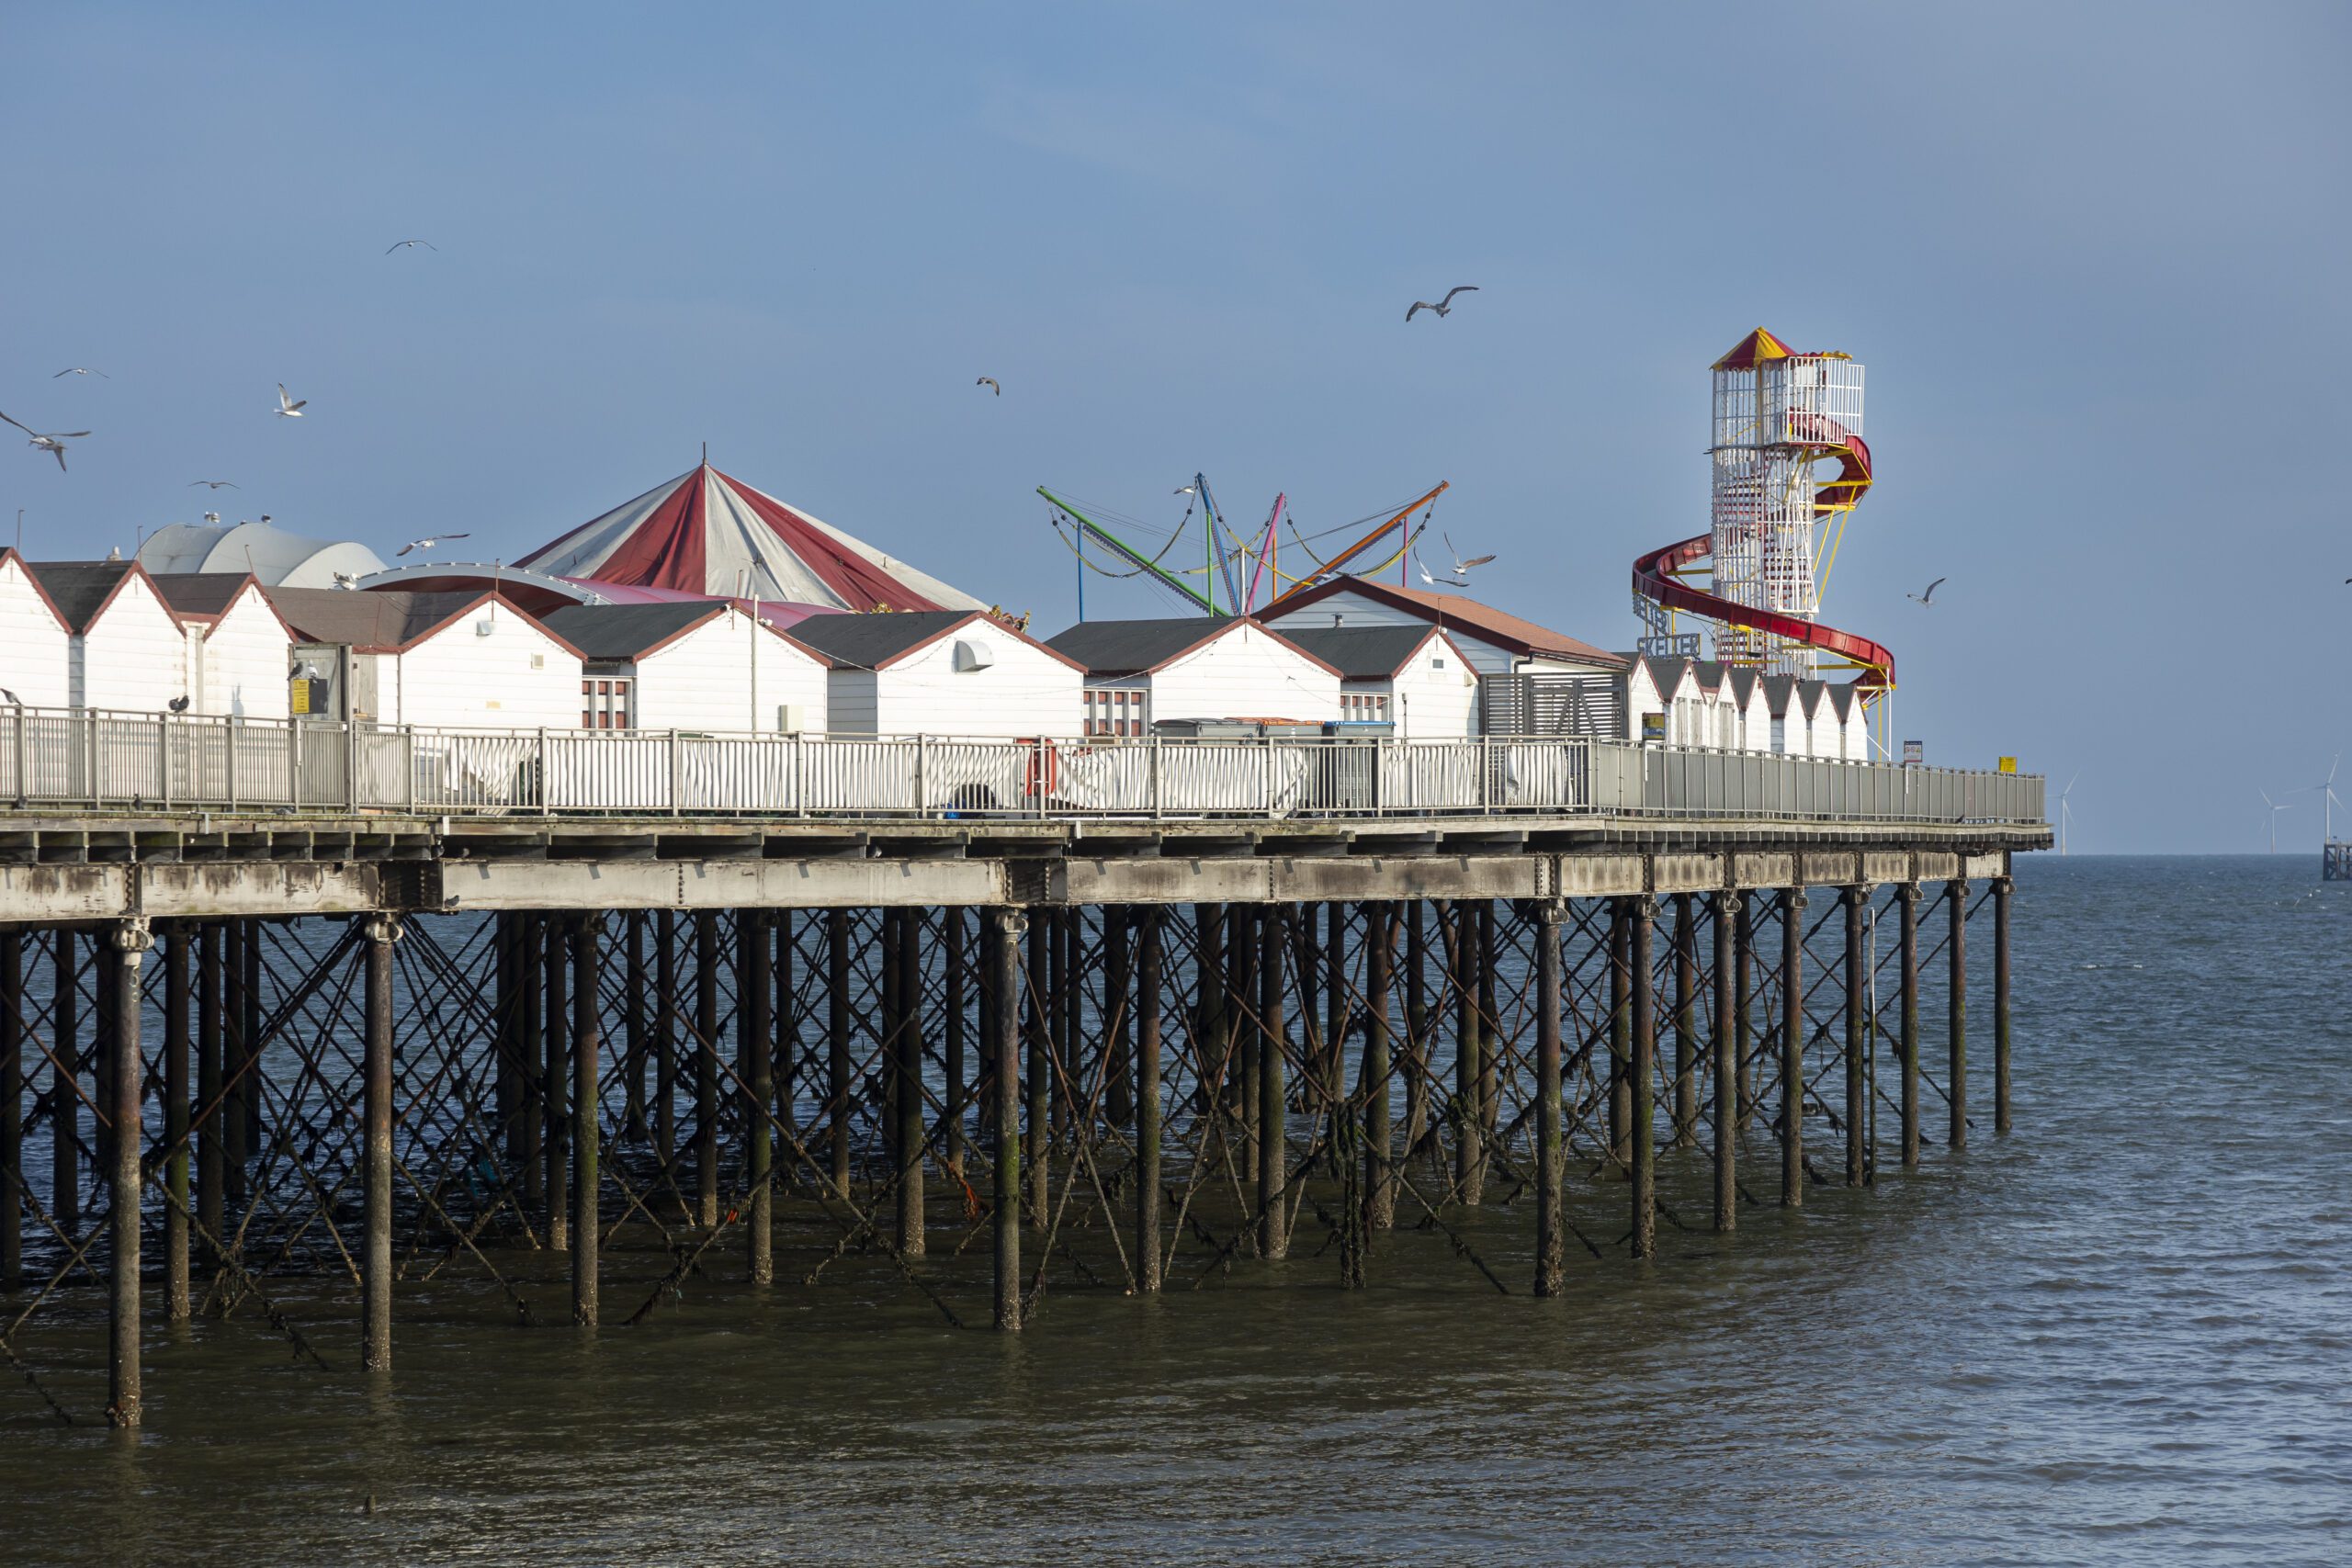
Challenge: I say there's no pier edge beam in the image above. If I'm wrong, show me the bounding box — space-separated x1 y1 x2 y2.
1713 888 1740 1233
1994 875 2013 1135
1948 879 1969 1151
362 913 400 1370
1780 888 1805 1207
1533 899 1566 1296
989 908 1026 1330
107 919 153 1429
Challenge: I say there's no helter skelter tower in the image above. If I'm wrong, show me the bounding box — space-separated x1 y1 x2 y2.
1634 327 1891 694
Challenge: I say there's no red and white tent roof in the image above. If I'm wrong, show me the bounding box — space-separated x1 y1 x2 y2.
517 464 989 615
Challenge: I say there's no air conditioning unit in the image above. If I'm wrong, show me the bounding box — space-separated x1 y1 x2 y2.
776 704 805 734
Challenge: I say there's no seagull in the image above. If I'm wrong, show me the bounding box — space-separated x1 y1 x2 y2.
1406 286 1479 322
385 239 437 254
1174 484 1196 496
1416 548 1467 588
396 533 470 557
275 383 308 418
189 479 240 490
1442 531 1496 573
976 377 1001 396
1905 576 1947 605
52 367 109 378
0 688 17 706
167 695 190 714
0 412 89 472
331 571 361 589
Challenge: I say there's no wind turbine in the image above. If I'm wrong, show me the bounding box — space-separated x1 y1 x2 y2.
2288 751 2343 846
2058 772 2078 856
2259 789 2294 852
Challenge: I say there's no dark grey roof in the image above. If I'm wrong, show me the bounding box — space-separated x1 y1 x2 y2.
25 560 138 633
1641 654 1691 697
1043 615 1238 674
266 587 496 650
1760 674 1797 714
1825 682 1856 721
784 609 979 669
1724 666 1760 706
1273 623 1436 680
150 571 255 619
539 602 723 662
1690 660 1725 693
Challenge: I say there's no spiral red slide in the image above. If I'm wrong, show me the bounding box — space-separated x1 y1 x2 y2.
1630 416 1894 691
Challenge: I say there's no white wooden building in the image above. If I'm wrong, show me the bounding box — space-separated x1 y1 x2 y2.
27 560 188 713
266 588 585 729
788 610 1084 739
0 548 71 709
1042 616 1342 735
152 573 295 720
537 602 830 734
1270 623 1480 739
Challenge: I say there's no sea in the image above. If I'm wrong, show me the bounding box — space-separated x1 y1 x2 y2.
0 855 2346 1565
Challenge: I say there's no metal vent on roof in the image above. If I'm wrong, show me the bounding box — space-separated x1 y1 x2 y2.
953 638 994 671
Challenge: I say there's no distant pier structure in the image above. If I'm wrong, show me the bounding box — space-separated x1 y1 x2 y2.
2326 841 2350 881
0 714 2043 1427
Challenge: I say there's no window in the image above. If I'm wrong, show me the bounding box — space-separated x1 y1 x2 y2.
1770 716 1786 755
1085 685 1148 737
582 676 632 729
1340 691 1390 722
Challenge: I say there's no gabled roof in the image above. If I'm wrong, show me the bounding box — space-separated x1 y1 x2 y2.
266 587 586 660
23 559 169 635
1825 683 1857 722
1042 615 1341 680
1267 576 1624 669
1274 622 1459 681
1640 655 1691 701
1689 659 1725 694
0 547 71 633
538 601 821 666
1760 674 1797 716
1723 666 1761 707
786 609 1086 673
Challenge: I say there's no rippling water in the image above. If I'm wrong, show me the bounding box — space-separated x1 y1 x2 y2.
4 856 2347 1565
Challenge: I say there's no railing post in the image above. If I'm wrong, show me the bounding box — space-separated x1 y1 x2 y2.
537 727 550 817
670 728 683 817
288 717 300 812
1149 736 1161 819
345 714 359 809
87 708 98 807
11 703 23 804
159 715 172 809
226 716 239 811
916 733 929 817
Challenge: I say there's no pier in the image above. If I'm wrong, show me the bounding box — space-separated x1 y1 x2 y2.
0 715 2044 1427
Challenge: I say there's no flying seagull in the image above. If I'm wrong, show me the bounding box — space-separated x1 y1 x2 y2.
276 383 308 418
189 479 240 490
385 239 438 254
1 411 89 472
976 377 1001 396
396 533 470 557
1416 548 1468 588
1406 286 1479 322
1174 484 1196 496
1442 531 1496 573
1905 576 1947 605
52 367 109 378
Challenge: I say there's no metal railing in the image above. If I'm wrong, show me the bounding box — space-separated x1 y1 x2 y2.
0 706 2046 827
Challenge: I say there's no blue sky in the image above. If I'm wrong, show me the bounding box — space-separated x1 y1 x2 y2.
4 4 2345 851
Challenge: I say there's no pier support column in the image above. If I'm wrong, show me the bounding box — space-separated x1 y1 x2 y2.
1994 876 2012 1136
1843 886 1867 1188
1899 885 1921 1169
1105 912 1132 1130
1948 880 1969 1151
163 927 190 1323
740 911 773 1285
1363 902 1395 1233
653 911 677 1164
0 931 17 1292
54 930 79 1234
521 917 545 1216
544 921 570 1252
573 915 604 1319
1135 908 1162 1292
1781 889 1805 1207
1476 902 1498 1194
1403 904 1430 1180
1534 900 1565 1296
894 909 925 1258
107 919 151 1428
825 908 851 1201
1453 903 1485 1205
221 924 246 1211
362 914 399 1370
1024 910 1050 1226
990 908 1025 1330
1629 897 1656 1259
197 923 221 1247
1259 908 1288 1261
1608 904 1631 1178
944 911 967 1177
1670 895 1697 1148
1713 890 1740 1234
622 913 646 1145
695 912 720 1225
1735 895 1758 1128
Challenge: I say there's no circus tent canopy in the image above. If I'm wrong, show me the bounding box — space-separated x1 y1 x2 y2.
515 463 989 614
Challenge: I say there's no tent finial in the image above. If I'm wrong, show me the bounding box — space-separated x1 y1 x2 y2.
701 441 708 467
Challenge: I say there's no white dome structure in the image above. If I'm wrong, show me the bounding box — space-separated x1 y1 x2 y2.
138 520 388 589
